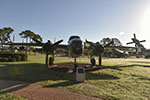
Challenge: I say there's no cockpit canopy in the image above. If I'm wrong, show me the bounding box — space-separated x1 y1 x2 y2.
68 36 81 43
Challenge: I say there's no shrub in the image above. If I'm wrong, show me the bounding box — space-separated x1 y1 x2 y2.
12 55 21 61
0 57 9 62
0 51 28 62
9 58 16 62
17 54 28 61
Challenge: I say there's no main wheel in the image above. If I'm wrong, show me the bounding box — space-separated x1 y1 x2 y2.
49 57 54 65
90 57 96 66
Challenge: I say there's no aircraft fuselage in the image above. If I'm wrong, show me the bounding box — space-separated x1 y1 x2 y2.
68 36 83 57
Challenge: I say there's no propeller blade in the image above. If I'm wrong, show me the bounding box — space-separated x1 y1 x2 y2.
52 39 63 47
32 37 43 46
126 42 134 45
139 40 146 43
133 33 136 39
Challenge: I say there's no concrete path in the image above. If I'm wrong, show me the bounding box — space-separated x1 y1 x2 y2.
0 79 102 100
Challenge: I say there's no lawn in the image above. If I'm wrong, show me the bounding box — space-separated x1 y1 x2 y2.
0 91 27 100
0 54 150 100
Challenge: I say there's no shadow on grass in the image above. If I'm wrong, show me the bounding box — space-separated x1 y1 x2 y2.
87 73 120 80
0 63 120 90
102 66 123 71
102 64 150 71
139 77 150 81
128 61 150 64
121 64 150 68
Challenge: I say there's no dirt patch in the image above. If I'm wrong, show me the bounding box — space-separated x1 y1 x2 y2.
48 62 102 73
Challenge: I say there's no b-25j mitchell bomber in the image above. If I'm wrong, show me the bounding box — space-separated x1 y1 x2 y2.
1 35 108 69
1 35 135 70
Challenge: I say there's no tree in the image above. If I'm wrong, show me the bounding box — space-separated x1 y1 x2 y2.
112 38 122 46
34 34 42 42
19 30 42 43
100 37 111 45
0 27 14 43
100 37 122 46
19 30 42 54
19 30 34 43
0 27 14 50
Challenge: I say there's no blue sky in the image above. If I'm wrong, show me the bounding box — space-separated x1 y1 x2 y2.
0 0 150 48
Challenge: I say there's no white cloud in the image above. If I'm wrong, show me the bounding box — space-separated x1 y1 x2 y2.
119 31 125 35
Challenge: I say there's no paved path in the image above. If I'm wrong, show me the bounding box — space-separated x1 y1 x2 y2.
0 79 102 100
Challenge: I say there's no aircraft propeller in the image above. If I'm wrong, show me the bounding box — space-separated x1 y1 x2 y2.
139 40 146 43
134 33 136 39
126 34 146 45
32 37 63 52
32 37 63 68
85 40 110 66
126 33 146 55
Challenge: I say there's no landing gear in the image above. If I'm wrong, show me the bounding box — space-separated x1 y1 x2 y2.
73 57 78 72
45 52 54 69
49 57 54 65
90 57 96 66
45 52 49 68
98 53 102 66
90 53 102 67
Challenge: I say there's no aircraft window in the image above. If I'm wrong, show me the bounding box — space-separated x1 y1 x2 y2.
69 36 80 41
72 41 82 45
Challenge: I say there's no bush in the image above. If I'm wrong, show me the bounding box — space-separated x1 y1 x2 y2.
9 58 16 62
12 55 21 61
0 51 28 62
17 54 28 61
0 57 9 62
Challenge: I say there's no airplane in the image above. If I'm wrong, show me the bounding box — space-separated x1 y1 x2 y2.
126 34 146 51
1 35 135 71
57 36 109 71
103 48 129 58
101 39 134 58
1 38 63 68
84 39 111 66
1 35 108 71
126 33 150 58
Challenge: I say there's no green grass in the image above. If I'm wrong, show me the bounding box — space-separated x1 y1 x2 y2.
0 54 150 100
0 91 27 100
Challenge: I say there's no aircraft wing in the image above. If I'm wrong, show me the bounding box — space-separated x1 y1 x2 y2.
1 43 44 46
104 46 136 49
56 44 68 50
126 42 134 45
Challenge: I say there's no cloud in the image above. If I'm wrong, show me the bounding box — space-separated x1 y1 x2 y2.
119 31 125 35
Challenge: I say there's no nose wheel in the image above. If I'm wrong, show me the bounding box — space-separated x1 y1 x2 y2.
90 57 96 66
90 53 102 67
45 52 54 69
49 57 54 65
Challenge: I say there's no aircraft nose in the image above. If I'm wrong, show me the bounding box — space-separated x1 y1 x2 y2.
71 40 83 55
74 47 82 54
76 47 80 50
